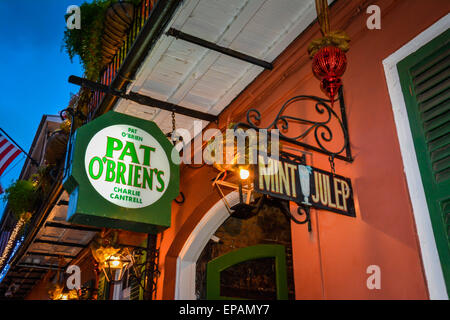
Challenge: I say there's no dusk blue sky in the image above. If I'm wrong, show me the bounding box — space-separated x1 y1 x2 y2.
0 0 85 218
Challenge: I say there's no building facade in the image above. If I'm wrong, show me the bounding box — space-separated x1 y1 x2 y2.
0 0 449 300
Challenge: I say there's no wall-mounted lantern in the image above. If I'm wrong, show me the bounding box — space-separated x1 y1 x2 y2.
90 231 132 283
100 250 132 283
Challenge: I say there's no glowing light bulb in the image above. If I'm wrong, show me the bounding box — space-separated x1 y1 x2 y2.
110 256 121 268
240 168 250 180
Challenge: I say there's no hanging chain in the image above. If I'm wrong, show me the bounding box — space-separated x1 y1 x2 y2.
171 111 176 133
329 155 336 176
171 111 176 144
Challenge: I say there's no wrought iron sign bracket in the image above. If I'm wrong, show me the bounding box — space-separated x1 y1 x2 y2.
212 151 313 231
233 86 352 163
264 152 312 232
127 238 160 299
264 195 312 233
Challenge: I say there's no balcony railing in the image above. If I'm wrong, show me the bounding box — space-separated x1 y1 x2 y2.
86 0 157 121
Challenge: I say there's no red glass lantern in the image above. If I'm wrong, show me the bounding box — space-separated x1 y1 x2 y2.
312 46 347 106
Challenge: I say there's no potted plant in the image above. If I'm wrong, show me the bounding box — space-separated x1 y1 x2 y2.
3 180 40 223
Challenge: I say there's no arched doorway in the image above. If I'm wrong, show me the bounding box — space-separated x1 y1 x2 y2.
175 191 295 300
205 244 288 300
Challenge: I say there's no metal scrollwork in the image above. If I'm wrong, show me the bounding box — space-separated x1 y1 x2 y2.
128 246 160 296
275 198 312 232
291 206 312 232
234 87 352 162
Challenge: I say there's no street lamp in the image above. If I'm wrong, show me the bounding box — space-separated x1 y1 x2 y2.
101 251 131 283
90 231 132 283
211 164 265 220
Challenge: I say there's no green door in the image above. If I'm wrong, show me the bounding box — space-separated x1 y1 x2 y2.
206 244 288 300
397 29 450 294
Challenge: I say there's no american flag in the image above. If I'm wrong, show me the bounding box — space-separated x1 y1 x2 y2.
0 133 22 177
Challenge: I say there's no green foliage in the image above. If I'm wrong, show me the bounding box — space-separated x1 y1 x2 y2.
62 0 142 80
63 0 110 80
3 180 40 220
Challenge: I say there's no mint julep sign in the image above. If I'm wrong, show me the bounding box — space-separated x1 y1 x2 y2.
63 111 179 233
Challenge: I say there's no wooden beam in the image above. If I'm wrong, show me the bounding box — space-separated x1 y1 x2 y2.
33 239 87 248
45 221 101 233
26 251 77 259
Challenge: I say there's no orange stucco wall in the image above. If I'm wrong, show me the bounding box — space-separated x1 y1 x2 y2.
20 0 448 301
157 0 450 300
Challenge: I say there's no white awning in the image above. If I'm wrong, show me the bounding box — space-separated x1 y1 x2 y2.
114 0 325 138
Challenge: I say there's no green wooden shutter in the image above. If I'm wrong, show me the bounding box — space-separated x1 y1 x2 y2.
129 276 142 300
397 28 450 294
129 246 146 300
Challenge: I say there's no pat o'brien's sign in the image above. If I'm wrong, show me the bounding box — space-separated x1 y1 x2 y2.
63 112 180 233
255 154 355 217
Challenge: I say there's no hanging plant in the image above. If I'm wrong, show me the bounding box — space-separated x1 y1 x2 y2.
63 0 110 80
307 0 350 106
3 180 40 223
63 0 141 81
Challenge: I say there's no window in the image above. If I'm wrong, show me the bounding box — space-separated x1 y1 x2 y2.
397 28 450 294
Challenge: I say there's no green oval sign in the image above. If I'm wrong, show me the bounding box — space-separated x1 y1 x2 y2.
63 111 179 233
